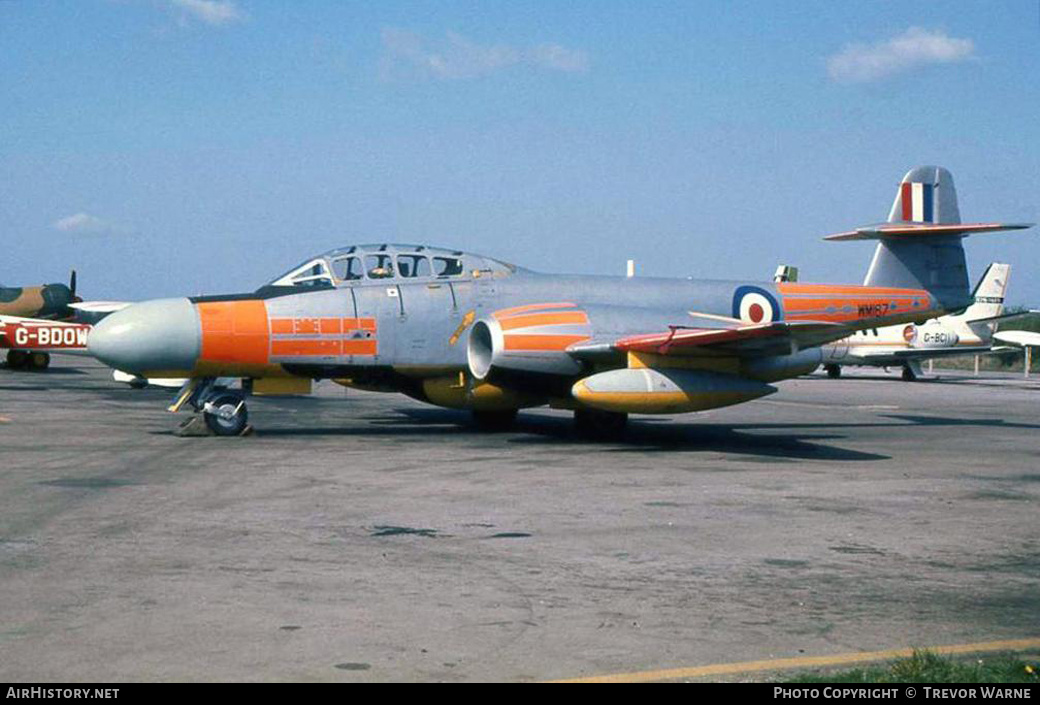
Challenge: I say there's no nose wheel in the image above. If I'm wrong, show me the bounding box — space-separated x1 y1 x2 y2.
202 392 249 436
172 378 252 437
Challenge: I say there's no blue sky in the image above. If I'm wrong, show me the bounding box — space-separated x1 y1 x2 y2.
2 1 1038 304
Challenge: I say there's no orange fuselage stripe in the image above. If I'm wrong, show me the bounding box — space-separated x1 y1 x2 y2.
270 338 378 357
777 283 928 296
498 311 589 331
503 333 589 351
493 302 577 319
270 317 376 333
198 300 270 366
781 297 923 313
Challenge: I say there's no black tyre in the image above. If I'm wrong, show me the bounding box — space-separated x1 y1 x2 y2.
471 409 518 432
203 393 249 436
574 409 628 439
901 366 917 382
29 352 50 370
6 350 28 370
824 364 841 379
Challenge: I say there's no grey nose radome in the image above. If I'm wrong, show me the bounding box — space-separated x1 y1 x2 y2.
88 298 201 375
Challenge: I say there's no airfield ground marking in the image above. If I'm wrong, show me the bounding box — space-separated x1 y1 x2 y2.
550 637 1040 683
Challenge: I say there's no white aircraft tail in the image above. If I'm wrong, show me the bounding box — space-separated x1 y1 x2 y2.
956 263 1010 323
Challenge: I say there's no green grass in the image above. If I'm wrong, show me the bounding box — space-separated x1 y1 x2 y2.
780 651 1040 684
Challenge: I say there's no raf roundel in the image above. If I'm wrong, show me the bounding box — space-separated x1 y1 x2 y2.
732 286 782 325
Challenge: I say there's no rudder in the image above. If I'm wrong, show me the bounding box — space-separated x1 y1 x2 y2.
826 166 1032 313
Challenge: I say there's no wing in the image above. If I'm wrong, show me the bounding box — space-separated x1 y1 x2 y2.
967 309 1040 325
572 320 848 359
993 330 1040 347
69 301 132 324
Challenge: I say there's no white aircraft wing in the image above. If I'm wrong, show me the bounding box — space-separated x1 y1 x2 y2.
994 331 1040 347
69 301 133 324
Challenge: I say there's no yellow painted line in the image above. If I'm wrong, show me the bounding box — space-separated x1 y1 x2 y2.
551 637 1040 683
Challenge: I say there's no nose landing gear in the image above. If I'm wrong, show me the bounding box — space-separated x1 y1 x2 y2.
202 392 250 436
171 378 252 437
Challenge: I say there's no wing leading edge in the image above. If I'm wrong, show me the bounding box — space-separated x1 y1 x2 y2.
589 320 848 358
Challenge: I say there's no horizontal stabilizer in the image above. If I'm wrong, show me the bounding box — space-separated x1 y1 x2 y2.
993 330 1040 347
968 310 1040 325
825 222 1033 241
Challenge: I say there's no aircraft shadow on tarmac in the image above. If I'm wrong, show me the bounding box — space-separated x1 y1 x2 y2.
257 406 889 462
151 397 1040 462
1 365 87 376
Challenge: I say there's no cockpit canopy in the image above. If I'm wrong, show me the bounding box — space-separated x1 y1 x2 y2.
264 244 518 290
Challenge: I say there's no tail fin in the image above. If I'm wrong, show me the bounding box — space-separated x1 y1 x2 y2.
826 166 1032 312
959 262 1010 322
887 165 960 225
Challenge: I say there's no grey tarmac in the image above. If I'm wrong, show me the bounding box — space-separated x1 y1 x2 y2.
0 358 1037 682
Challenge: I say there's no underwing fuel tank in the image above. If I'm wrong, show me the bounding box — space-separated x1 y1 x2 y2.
571 368 776 414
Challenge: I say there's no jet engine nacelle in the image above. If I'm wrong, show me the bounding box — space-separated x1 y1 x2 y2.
571 367 776 414
467 317 585 380
741 348 824 382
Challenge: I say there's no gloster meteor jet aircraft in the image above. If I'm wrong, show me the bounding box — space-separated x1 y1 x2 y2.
87 167 1032 436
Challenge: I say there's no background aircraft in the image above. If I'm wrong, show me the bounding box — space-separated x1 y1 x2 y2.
85 166 1032 436
0 272 79 369
820 263 1037 380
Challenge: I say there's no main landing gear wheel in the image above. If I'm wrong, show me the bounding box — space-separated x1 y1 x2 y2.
824 364 841 379
6 350 28 370
29 352 50 370
203 392 249 436
471 409 518 432
574 409 628 439
901 365 918 382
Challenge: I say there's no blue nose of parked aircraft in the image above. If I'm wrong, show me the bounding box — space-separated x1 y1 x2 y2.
88 298 201 375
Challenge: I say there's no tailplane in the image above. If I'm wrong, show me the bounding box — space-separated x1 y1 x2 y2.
826 166 1032 312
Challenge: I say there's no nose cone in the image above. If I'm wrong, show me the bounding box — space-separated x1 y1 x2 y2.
88 298 201 375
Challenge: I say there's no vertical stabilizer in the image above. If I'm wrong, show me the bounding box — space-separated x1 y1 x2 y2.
960 262 1010 322
948 263 1011 341
826 166 1030 316
864 166 969 310
886 165 960 225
